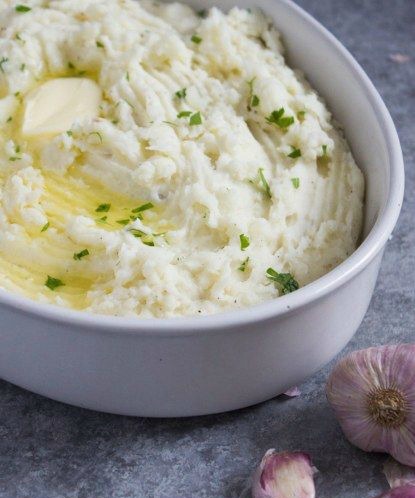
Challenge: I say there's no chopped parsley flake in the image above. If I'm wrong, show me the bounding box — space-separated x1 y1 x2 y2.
266 268 299 295
258 168 272 198
6 116 12 123
88 131 103 143
191 34 202 44
266 108 295 129
20 63 26 71
96 40 104 48
9 157 20 162
96 216 108 223
15 4 31 12
41 221 50 232
128 228 154 246
291 177 300 189
251 94 260 107
177 111 192 118
131 202 154 214
126 71 130 81
128 228 146 238
0 57 9 73
116 219 130 226
247 78 260 110
73 249 89 260
66 130 73 136
95 203 111 213
288 146 301 159
15 33 22 41
68 61 75 69
189 111 202 126
175 88 187 99
45 275 64 291
238 257 249 272
322 144 328 156
197 9 207 18
239 234 250 251
297 110 306 120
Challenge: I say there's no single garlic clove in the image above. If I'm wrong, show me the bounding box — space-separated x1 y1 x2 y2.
376 485 415 498
384 458 415 488
326 344 415 466
251 449 317 498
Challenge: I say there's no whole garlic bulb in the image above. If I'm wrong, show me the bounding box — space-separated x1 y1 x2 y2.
326 344 415 466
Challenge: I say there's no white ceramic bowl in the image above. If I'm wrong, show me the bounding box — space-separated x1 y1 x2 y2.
0 0 404 417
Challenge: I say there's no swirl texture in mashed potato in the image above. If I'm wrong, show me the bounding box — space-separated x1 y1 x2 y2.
0 0 364 317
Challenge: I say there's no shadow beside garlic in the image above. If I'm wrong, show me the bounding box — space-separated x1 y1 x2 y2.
241 344 415 498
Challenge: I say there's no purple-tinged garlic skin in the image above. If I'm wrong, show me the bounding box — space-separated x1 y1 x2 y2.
326 344 415 466
283 386 301 397
376 485 415 498
384 458 415 488
251 449 316 498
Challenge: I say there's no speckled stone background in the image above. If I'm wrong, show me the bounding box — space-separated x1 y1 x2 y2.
0 0 414 497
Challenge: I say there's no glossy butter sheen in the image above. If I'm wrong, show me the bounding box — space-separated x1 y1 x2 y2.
0 0 364 317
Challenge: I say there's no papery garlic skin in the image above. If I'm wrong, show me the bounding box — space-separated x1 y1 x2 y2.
326 344 415 466
376 485 415 498
251 449 316 498
384 458 415 488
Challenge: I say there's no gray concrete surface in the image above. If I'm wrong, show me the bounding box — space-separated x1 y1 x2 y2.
0 0 414 496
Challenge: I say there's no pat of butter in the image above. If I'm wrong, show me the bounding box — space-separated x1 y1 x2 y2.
22 78 102 137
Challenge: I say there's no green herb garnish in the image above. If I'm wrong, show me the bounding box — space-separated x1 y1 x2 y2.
288 146 301 159
0 57 9 73
9 157 20 162
177 111 192 118
175 88 187 99
266 108 295 129
96 40 104 48
6 116 12 123
126 71 130 81
128 229 154 246
322 144 328 156
266 268 299 295
239 234 250 251
68 61 75 70
189 111 202 126
247 78 260 110
66 130 73 136
74 249 89 260
297 110 306 120
191 34 202 44
15 4 31 12
251 94 260 107
45 275 64 291
96 216 108 223
258 168 272 198
116 219 130 226
95 203 111 213
131 202 154 214
238 257 249 272
20 63 26 71
41 221 50 232
197 9 207 18
291 177 300 189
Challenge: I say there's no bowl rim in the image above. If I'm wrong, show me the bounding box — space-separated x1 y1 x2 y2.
0 0 404 335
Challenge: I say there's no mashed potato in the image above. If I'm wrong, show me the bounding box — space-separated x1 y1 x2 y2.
0 0 364 317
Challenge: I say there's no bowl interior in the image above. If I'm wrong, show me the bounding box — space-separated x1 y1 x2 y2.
177 0 391 240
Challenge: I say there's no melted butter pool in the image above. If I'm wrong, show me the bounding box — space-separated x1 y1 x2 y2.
0 77 168 308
